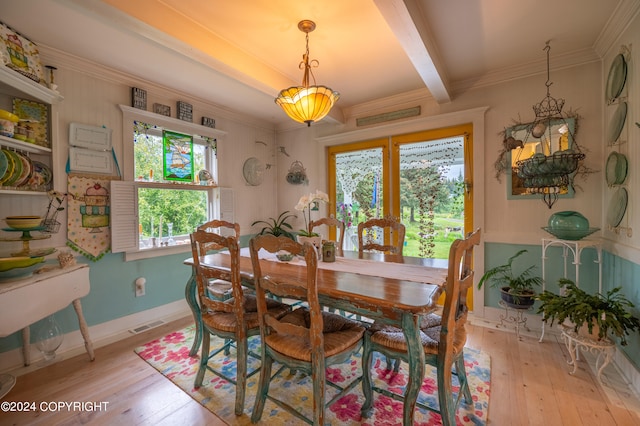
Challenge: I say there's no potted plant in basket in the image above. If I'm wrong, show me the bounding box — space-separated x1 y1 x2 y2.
477 249 542 309
251 211 296 241
536 278 640 345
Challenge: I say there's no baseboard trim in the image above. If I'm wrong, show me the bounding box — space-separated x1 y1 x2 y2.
470 307 640 398
1 300 192 376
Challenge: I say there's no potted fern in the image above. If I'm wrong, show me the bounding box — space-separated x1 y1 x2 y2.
478 249 542 309
536 278 640 345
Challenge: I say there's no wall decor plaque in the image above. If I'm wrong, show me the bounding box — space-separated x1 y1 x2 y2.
177 101 193 122
0 21 45 84
201 116 215 128
13 98 49 147
132 87 147 110
153 103 171 117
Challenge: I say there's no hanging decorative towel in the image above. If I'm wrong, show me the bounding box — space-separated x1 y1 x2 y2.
66 174 118 261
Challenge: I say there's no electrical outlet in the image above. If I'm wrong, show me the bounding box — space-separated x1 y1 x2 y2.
135 277 146 297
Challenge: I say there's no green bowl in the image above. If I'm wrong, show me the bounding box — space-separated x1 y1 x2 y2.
276 252 294 262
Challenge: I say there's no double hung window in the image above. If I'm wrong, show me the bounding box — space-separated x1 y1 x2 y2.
111 105 228 259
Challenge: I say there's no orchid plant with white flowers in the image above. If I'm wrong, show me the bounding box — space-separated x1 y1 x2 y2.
295 190 329 237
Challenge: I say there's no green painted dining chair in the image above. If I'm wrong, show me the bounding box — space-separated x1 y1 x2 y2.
249 234 366 425
361 228 481 426
189 229 290 416
351 217 406 326
196 219 240 300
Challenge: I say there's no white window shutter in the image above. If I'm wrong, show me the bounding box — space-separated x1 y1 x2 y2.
219 187 234 223
110 181 138 253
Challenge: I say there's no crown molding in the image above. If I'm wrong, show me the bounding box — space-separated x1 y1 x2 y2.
452 48 600 95
593 0 640 57
38 46 276 131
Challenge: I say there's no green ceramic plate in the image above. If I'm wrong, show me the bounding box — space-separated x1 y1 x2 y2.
0 256 44 272
606 54 627 103
605 152 627 186
0 149 7 181
607 101 627 145
3 150 22 186
0 149 14 185
607 187 628 228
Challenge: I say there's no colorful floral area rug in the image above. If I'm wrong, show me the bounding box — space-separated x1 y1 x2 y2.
134 326 490 425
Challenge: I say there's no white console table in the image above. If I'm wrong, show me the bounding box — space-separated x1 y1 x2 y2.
0 263 94 366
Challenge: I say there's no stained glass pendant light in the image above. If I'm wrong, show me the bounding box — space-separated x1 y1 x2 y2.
275 20 339 126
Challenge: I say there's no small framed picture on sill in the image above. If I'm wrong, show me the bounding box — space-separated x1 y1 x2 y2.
177 101 193 122
201 116 216 128
153 103 171 117
131 87 147 110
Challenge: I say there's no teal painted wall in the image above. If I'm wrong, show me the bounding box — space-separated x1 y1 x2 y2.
482 243 640 371
0 236 255 354
602 252 640 371
0 251 192 353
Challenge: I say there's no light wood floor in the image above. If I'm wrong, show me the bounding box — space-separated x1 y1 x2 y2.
3 316 639 425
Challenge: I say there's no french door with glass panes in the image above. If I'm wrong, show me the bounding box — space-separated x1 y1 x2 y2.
328 124 473 260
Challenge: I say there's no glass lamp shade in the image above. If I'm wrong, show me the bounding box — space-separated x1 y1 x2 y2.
275 85 339 126
35 315 63 361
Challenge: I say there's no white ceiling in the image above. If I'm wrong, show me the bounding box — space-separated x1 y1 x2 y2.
2 0 623 128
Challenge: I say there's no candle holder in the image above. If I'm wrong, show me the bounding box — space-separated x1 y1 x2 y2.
45 65 58 91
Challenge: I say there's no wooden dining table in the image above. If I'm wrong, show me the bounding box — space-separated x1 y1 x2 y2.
183 249 448 425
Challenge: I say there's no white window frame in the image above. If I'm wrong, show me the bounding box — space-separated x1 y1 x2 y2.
111 105 229 261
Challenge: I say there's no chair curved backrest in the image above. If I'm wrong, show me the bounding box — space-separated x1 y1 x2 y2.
361 228 481 424
309 217 345 256
440 228 481 354
189 228 289 417
195 220 240 299
249 234 365 424
357 217 405 255
190 229 244 329
197 220 239 248
250 235 321 343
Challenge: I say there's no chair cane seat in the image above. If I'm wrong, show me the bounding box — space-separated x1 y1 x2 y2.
369 314 467 356
203 295 290 333
266 307 365 361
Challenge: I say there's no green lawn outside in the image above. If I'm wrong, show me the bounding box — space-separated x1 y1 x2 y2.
402 214 464 259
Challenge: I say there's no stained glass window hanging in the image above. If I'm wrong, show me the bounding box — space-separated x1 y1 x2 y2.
162 130 193 182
